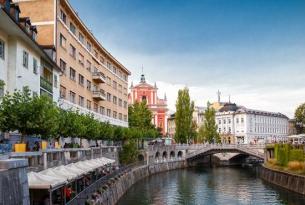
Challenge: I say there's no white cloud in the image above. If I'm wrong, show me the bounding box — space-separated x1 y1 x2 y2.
154 81 305 119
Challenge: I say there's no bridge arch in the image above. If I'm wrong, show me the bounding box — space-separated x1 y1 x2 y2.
155 151 160 160
177 151 183 158
162 151 167 159
170 151 175 159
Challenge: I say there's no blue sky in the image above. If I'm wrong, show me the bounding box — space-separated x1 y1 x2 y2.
70 0 305 117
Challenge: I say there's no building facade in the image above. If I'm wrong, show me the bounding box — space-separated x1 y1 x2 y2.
167 113 175 138
216 103 289 144
193 106 206 130
129 74 168 135
14 0 130 127
0 1 60 101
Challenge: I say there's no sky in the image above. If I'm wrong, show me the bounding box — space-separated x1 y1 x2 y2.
70 0 305 118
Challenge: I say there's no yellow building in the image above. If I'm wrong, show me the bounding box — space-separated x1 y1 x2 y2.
14 0 131 127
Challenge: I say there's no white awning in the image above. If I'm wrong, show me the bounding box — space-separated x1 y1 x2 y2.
27 157 115 190
28 172 66 189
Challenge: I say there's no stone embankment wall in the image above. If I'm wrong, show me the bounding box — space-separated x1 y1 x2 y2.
99 160 187 205
260 165 305 195
0 159 30 205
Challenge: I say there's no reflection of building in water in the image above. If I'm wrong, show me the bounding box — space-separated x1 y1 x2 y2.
129 74 168 136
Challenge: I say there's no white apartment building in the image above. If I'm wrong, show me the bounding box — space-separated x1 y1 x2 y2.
216 103 289 144
0 3 60 102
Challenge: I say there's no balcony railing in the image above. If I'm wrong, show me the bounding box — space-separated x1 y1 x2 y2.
92 72 106 83
40 76 53 93
92 90 106 101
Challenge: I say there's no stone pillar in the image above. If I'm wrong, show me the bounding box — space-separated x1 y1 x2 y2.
0 159 29 205
91 148 94 159
43 152 48 170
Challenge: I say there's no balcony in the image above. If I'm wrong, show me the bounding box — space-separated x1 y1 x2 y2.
40 76 53 93
92 72 106 83
92 90 106 101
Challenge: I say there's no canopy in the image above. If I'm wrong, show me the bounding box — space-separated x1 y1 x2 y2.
28 172 66 189
27 157 115 190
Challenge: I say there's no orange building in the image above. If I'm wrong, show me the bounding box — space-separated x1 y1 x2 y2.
14 0 131 127
129 74 168 136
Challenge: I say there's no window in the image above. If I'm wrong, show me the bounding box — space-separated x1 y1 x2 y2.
107 109 111 117
86 80 91 91
54 75 58 88
107 62 111 69
23 50 29 68
100 56 104 64
59 34 66 48
79 95 84 107
107 93 111 101
69 67 76 81
100 106 105 115
69 44 76 59
0 40 5 60
94 50 98 58
70 22 76 35
113 96 117 105
69 91 76 103
223 119 226 124
113 66 117 74
236 118 239 123
119 99 122 107
241 118 244 123
124 101 127 109
78 53 84 66
118 84 122 93
86 60 91 72
112 81 117 89
124 115 127 122
79 33 84 44
106 77 111 85
59 59 66 74
113 111 117 119
60 86 66 99
93 103 98 112
33 58 38 74
123 74 127 81
218 119 221 124
86 100 91 110
78 74 84 86
87 42 92 51
60 10 66 24
119 113 122 120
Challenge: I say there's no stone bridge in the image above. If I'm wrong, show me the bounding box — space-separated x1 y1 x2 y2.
143 144 265 165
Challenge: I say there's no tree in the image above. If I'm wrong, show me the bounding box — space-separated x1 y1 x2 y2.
201 103 220 143
175 87 194 143
119 140 139 165
128 101 154 130
295 103 305 134
197 124 206 143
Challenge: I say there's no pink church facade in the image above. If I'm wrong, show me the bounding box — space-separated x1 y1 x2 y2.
128 74 168 136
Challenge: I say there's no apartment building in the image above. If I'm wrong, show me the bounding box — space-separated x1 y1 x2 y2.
14 0 131 127
216 103 289 144
0 1 60 101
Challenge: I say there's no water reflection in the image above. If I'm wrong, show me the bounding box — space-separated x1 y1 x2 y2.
117 167 305 205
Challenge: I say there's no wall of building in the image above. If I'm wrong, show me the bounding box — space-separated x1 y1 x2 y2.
0 30 8 90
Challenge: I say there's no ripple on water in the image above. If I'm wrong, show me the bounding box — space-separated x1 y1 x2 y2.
117 167 305 205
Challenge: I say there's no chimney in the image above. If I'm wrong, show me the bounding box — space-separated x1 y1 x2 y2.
9 3 20 22
0 0 11 12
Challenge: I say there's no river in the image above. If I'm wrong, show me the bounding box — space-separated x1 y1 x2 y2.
117 166 305 205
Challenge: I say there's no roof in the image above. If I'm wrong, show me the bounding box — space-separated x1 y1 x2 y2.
0 8 61 72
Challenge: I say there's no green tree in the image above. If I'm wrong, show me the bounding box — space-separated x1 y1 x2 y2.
295 103 305 133
197 124 206 143
175 87 194 143
128 101 154 130
201 103 220 143
119 140 139 165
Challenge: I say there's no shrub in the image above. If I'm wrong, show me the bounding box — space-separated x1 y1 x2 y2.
268 158 277 166
277 144 290 166
289 149 305 162
287 161 305 171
